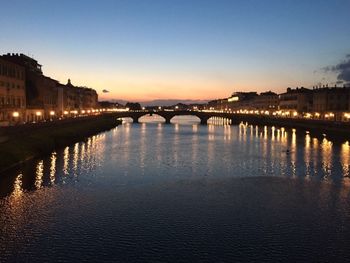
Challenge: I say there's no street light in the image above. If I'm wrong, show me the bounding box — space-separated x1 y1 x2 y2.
12 112 19 118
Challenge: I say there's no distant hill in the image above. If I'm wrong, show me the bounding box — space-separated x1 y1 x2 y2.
108 99 209 107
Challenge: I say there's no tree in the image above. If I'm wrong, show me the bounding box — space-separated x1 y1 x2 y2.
125 102 142 110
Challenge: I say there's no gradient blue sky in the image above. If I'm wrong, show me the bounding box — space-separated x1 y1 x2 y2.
1 0 350 101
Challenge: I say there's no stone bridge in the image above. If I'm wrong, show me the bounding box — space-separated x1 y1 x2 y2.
107 110 240 125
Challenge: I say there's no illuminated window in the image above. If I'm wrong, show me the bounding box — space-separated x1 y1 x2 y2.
228 96 239 102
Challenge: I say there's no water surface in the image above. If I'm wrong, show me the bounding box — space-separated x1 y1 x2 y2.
1 116 350 262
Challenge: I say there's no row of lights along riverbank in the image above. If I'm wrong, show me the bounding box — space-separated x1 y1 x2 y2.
203 108 350 121
9 107 350 124
10 108 131 123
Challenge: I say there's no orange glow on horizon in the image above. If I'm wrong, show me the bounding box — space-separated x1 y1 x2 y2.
44 59 317 102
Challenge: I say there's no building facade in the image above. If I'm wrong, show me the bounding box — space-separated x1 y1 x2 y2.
58 79 98 114
252 91 279 111
0 57 26 125
279 87 312 113
1 53 59 121
312 87 350 112
225 92 258 111
1 53 99 124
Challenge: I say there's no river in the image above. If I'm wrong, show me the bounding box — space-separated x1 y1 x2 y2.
1 116 350 262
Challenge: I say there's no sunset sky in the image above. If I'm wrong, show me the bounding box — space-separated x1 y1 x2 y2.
1 0 350 101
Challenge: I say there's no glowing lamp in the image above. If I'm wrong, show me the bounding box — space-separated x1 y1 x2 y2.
12 112 19 117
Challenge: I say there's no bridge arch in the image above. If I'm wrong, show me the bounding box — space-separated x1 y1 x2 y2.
139 113 166 123
169 115 201 124
110 110 241 125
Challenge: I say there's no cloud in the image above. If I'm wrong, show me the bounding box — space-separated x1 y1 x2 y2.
324 54 350 85
102 89 109 93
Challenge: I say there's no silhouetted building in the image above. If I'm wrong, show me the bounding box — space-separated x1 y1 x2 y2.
207 98 228 110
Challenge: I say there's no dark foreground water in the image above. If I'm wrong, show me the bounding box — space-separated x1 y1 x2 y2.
1 116 350 262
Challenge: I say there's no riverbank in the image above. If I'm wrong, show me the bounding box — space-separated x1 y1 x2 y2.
0 115 121 173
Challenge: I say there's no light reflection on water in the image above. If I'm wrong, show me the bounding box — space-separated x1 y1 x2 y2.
2 116 350 262
0 116 350 199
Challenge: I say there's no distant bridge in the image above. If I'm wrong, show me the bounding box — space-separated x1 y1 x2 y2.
107 110 240 125
103 109 350 138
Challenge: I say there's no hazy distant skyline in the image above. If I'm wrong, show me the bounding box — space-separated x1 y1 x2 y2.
1 0 350 101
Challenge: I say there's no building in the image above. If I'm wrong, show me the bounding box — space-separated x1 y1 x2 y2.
1 53 58 121
312 86 350 112
279 87 312 113
0 57 26 125
2 54 99 123
81 87 98 109
207 98 228 110
311 86 350 121
227 92 258 110
252 91 279 111
58 79 98 114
